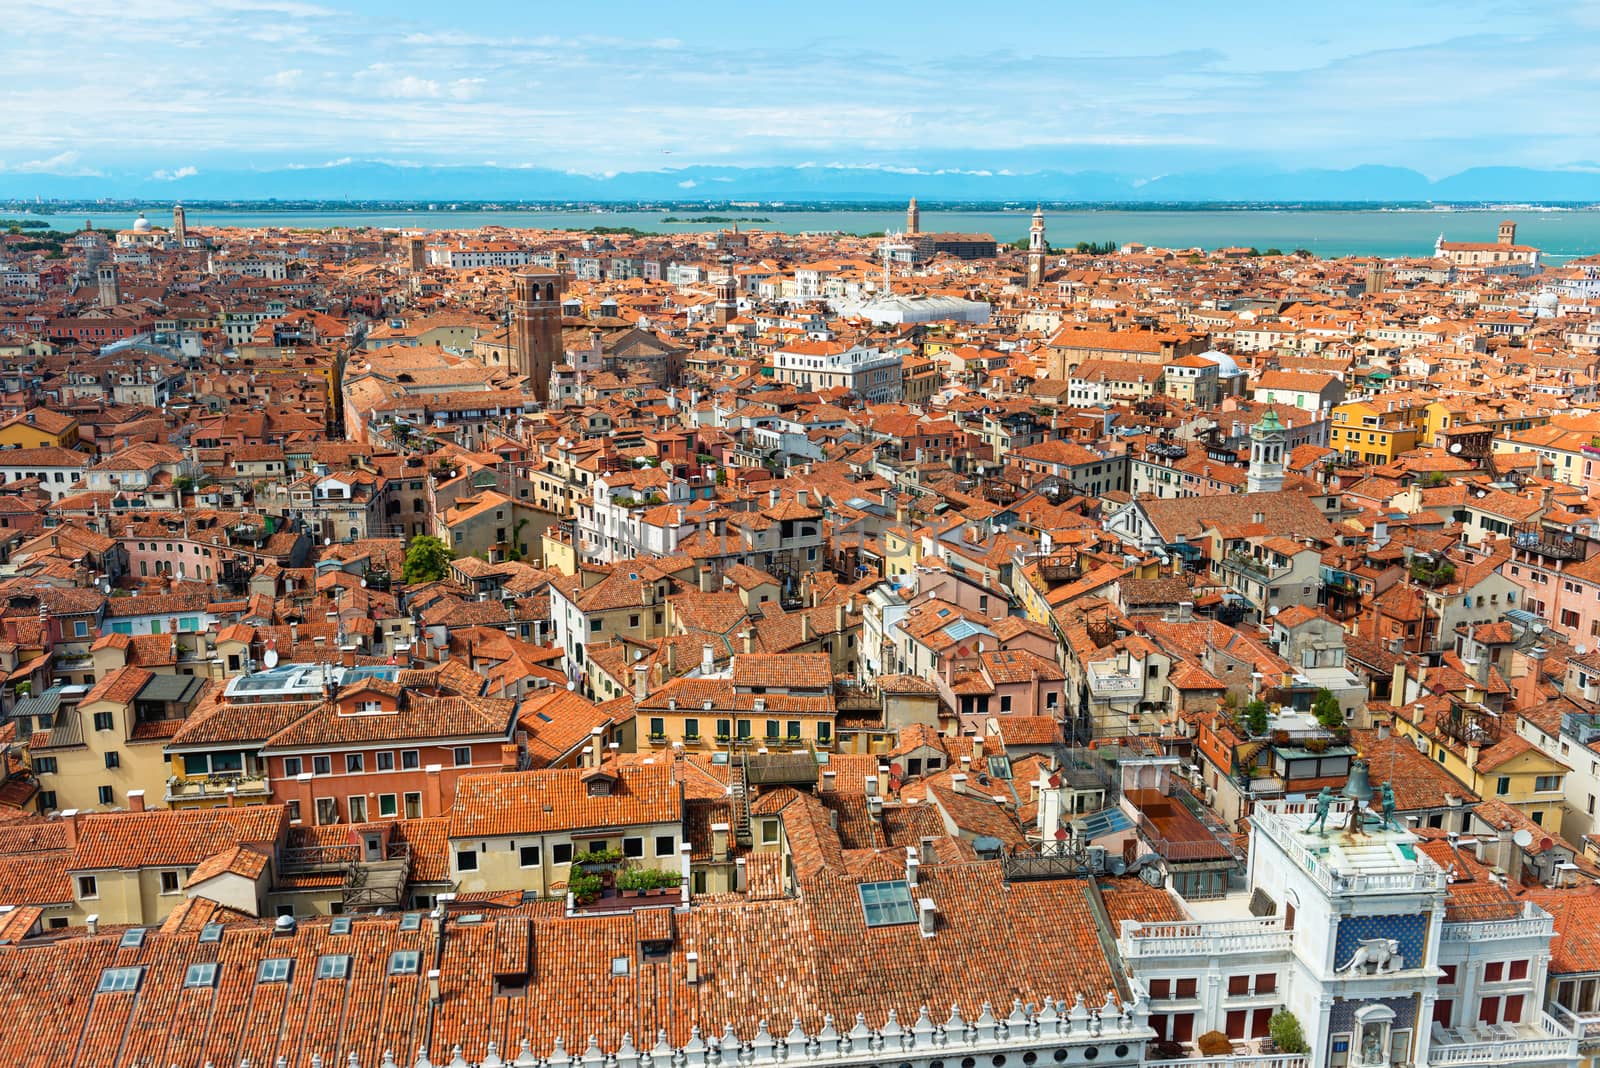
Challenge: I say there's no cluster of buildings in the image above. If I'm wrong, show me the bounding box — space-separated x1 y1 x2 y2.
2 201 1600 1068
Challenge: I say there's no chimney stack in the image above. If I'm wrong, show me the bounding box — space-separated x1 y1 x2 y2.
126 790 145 813
712 822 730 860
701 644 714 675
918 898 937 937
920 836 937 865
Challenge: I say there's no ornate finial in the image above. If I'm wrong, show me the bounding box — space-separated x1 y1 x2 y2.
786 1018 808 1048
311 1057 323 1068
414 1045 434 1068
449 1045 468 1068
483 1041 505 1068
945 1004 965 1032
348 1053 361 1068
515 1037 539 1067
382 1052 396 1068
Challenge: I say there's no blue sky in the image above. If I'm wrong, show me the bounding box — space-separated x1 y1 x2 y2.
3 0 1594 181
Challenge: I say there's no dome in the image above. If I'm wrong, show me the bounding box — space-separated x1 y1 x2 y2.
1198 348 1242 377
132 213 152 232
1536 290 1559 309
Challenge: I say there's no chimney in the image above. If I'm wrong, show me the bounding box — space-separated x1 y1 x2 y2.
821 769 837 792
800 614 812 644
1499 822 1524 886
741 630 753 655
423 764 444 815
590 727 606 766
920 836 937 865
864 774 879 798
952 773 969 795
711 822 730 860
835 602 846 633
701 644 714 675
60 809 79 847
1377 720 1390 741
918 898 937 937
685 952 700 985
126 790 145 813
1520 646 1547 710
341 646 356 669
734 857 747 893
86 914 99 936
796 489 808 508
906 848 920 887
633 663 650 701
697 566 715 593
877 763 891 797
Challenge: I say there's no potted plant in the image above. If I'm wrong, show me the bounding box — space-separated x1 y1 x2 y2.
568 871 602 906
573 846 623 871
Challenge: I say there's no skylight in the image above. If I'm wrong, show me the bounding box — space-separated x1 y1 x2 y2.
198 923 223 944
184 962 218 989
257 958 293 983
388 950 421 975
398 912 422 931
329 916 352 935
119 928 147 949
316 954 351 980
858 880 918 928
97 967 143 993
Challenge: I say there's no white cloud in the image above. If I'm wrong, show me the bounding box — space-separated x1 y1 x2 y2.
677 179 698 189
151 165 199 180
266 69 304 88
0 151 98 175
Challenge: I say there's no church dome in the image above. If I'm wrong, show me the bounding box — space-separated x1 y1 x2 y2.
132 213 152 232
1198 348 1242 377
1535 290 1559 310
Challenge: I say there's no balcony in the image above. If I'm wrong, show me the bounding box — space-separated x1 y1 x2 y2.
1119 916 1293 959
1514 523 1585 562
165 771 271 804
1156 1054 1306 1068
1440 900 1553 940
1427 1013 1577 1066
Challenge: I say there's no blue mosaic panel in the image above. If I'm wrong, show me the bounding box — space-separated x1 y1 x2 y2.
1334 913 1429 973
1329 996 1416 1035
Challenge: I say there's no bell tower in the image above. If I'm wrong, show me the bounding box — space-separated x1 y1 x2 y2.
714 254 737 327
172 204 187 246
906 196 920 236
1498 219 1517 246
1247 407 1287 494
97 264 119 308
510 254 565 404
1026 204 1049 289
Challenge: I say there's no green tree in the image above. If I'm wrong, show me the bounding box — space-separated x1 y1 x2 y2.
402 534 455 584
1312 687 1344 729
1264 247 1284 256
1242 699 1270 736
1269 1011 1308 1054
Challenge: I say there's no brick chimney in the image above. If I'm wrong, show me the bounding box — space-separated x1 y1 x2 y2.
126 790 145 813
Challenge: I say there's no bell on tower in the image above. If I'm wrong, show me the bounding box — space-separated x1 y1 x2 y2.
1341 758 1374 832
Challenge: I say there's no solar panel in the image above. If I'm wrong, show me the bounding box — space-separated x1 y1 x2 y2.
858 880 918 927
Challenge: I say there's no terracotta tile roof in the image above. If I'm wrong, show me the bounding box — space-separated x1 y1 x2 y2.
67 807 288 871
449 763 681 839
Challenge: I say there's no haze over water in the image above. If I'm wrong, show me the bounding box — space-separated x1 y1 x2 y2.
15 206 1600 261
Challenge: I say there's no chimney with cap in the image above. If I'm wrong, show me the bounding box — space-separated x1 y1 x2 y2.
918 898 937 937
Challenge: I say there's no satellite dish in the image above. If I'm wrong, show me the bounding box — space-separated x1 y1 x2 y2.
566 680 577 691
1269 605 1281 616
1413 734 1429 754
359 578 367 588
1449 443 1462 454
323 537 332 546
262 648 279 669
1513 828 1534 849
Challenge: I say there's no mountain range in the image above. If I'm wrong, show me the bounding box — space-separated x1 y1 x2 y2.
6 161 1600 203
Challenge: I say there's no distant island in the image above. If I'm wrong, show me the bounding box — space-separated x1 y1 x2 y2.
660 215 770 224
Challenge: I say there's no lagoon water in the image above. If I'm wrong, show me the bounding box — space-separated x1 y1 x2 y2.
12 206 1600 261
